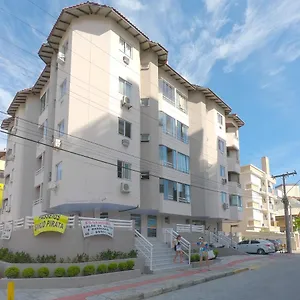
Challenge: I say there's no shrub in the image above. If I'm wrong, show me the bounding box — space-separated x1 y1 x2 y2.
213 249 219 258
37 267 50 278
82 265 96 276
22 267 35 278
126 260 135 270
54 267 66 277
67 265 81 277
191 254 200 262
107 262 118 272
97 264 108 274
5 267 20 278
118 262 128 271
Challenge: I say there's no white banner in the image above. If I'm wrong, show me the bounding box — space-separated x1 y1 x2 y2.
1 223 12 240
81 219 114 238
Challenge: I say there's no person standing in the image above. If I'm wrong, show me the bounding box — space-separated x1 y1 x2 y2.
197 237 210 270
173 235 183 263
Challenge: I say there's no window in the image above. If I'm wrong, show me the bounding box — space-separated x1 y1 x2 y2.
218 139 225 153
230 194 242 207
119 38 132 57
141 134 150 142
160 179 177 201
55 162 62 181
141 98 149 106
221 192 227 204
177 121 189 143
177 152 190 173
178 183 191 203
40 92 47 113
60 79 67 98
159 79 175 104
176 92 187 113
251 240 260 244
43 119 48 138
119 77 132 98
118 118 131 138
62 40 68 55
100 212 108 219
159 112 176 137
58 120 65 137
117 160 131 180
159 145 176 168
238 240 249 245
220 165 226 177
217 113 223 125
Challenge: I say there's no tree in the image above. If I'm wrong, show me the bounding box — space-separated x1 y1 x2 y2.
293 217 300 231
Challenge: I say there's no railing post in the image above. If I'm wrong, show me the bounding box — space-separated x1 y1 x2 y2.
188 244 191 265
150 246 153 271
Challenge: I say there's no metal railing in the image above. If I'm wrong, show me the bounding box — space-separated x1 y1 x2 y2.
164 228 191 265
134 230 153 271
206 230 237 248
176 224 205 233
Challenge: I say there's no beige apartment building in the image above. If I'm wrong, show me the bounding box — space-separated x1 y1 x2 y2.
0 2 244 239
240 157 280 233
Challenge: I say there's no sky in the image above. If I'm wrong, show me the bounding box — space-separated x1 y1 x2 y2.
0 0 300 184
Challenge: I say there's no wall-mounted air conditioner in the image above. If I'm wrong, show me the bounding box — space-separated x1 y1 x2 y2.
53 139 62 149
48 182 58 190
222 178 227 185
121 96 132 109
123 56 130 65
222 202 229 210
122 139 130 147
141 171 150 180
121 182 131 193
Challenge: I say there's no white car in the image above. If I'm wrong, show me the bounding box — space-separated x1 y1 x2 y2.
237 239 275 254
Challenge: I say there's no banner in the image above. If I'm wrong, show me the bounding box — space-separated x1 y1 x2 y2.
33 214 69 236
81 219 114 238
0 223 12 240
0 183 4 208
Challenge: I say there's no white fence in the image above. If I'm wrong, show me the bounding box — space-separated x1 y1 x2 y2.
176 224 205 233
0 216 134 232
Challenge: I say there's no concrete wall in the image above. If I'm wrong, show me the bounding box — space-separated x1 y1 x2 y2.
0 227 135 258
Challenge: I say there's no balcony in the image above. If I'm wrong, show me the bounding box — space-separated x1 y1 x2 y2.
228 181 242 195
34 167 44 187
36 137 46 158
227 157 240 173
226 132 239 150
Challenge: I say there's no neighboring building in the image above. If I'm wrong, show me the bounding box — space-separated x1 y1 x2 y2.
240 157 280 233
276 184 300 198
0 2 244 239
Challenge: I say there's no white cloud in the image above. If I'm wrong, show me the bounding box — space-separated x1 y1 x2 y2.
111 0 146 11
0 87 12 111
268 66 285 76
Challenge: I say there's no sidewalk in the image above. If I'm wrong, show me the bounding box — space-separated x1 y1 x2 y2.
0 255 272 300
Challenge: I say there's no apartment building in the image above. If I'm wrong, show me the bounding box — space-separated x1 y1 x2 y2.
0 2 244 239
0 151 5 209
240 157 280 233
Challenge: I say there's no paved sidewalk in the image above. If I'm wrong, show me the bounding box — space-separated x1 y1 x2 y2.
0 255 277 300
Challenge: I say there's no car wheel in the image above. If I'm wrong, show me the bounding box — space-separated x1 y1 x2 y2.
257 248 265 255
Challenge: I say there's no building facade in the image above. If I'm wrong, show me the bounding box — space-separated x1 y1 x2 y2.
0 2 244 239
240 157 280 233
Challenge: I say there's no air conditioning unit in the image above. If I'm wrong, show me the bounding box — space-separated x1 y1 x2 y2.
222 178 227 185
122 139 130 147
222 202 229 210
57 52 65 64
121 96 132 109
48 182 58 190
121 182 131 193
141 171 150 180
53 139 62 149
123 56 130 65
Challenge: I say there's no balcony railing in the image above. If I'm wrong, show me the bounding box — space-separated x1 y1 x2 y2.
35 167 44 176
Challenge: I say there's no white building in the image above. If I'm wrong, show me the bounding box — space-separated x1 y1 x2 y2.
0 2 244 239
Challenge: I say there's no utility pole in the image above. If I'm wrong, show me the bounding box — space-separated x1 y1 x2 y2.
272 171 297 253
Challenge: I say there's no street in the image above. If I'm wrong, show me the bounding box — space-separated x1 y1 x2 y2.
150 254 299 300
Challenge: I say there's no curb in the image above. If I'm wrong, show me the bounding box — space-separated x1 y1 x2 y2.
112 267 251 300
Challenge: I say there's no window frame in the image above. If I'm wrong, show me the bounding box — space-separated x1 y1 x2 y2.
218 139 225 153
60 79 67 99
58 120 65 137
159 79 175 104
40 91 48 113
118 118 131 138
119 37 132 58
119 77 132 98
221 192 227 204
220 165 226 177
55 161 63 181
117 160 132 180
217 113 223 125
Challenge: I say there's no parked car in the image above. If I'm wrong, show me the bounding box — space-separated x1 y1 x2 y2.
237 239 275 254
266 239 283 252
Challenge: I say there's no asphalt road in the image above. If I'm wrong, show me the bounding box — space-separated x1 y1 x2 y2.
150 254 299 300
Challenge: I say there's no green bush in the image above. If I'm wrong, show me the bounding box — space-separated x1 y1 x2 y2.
191 254 200 262
67 265 81 277
54 267 66 277
82 265 96 276
22 267 35 278
4 267 20 278
37 267 50 278
213 249 219 258
126 260 135 270
97 264 108 274
118 262 128 271
108 262 118 272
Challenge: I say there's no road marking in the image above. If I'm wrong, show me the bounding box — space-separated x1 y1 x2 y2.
249 265 260 270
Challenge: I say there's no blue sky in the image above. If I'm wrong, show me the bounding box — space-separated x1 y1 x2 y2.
0 0 300 183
